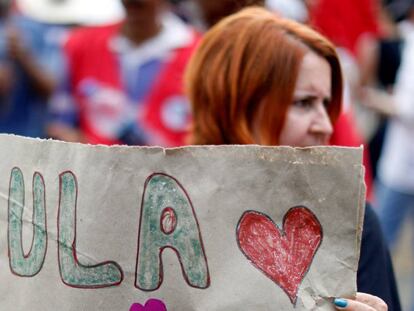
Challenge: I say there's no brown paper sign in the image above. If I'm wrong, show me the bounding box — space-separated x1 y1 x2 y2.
0 135 365 311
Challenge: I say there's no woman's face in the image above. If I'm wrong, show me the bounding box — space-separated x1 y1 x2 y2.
278 51 333 147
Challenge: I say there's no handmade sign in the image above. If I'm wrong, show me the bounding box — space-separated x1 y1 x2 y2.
0 135 365 311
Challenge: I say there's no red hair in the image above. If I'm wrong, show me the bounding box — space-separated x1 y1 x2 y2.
186 7 343 145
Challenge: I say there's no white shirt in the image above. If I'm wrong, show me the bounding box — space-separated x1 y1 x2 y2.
378 30 414 193
110 12 193 69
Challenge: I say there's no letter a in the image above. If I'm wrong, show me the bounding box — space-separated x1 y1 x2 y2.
58 171 123 288
8 168 47 276
135 173 210 291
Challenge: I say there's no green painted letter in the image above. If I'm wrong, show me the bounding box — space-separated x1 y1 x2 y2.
135 173 210 290
58 171 123 288
8 168 47 276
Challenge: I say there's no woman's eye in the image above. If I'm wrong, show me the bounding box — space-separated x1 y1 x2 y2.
293 98 313 109
323 99 331 109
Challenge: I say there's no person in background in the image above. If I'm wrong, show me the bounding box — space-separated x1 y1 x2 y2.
169 0 264 30
15 0 125 142
185 7 400 311
195 0 264 28
0 0 56 138
306 0 385 199
47 0 199 146
363 4 403 180
362 1 414 310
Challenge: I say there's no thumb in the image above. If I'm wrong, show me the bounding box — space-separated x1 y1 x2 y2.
334 294 387 311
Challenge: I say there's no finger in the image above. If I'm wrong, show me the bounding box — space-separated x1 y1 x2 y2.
355 293 388 311
334 298 376 311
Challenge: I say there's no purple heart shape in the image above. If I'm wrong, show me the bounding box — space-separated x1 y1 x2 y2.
130 299 167 311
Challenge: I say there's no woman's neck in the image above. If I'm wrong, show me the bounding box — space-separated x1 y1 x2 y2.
121 21 162 46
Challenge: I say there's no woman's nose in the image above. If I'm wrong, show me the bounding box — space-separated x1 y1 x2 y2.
310 104 333 136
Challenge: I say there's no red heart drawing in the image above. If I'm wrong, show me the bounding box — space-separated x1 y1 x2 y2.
237 206 322 305
130 299 167 311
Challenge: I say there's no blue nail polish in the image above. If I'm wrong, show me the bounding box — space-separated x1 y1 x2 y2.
334 298 348 308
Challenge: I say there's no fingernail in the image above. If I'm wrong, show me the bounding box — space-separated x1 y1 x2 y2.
334 298 348 308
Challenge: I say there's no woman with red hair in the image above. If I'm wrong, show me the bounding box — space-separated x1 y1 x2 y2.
186 7 400 311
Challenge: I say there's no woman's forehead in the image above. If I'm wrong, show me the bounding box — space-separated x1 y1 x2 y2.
293 51 332 98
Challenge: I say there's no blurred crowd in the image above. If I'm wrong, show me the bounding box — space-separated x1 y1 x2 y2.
0 0 413 308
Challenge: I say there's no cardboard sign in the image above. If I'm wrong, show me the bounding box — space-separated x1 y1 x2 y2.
0 135 365 311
